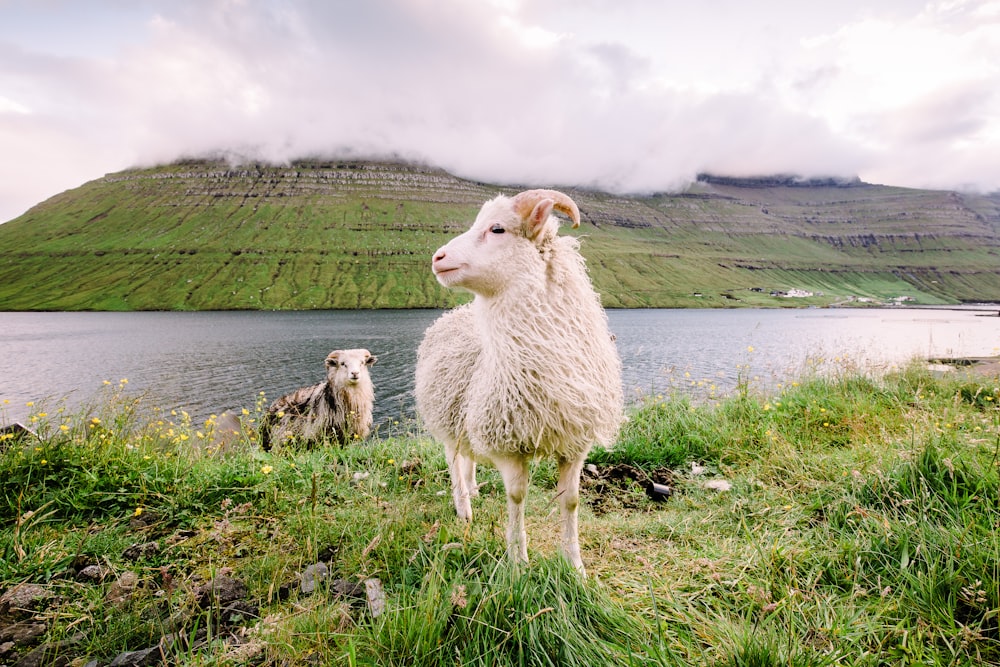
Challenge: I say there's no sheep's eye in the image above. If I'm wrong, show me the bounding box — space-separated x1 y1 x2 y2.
490 224 505 234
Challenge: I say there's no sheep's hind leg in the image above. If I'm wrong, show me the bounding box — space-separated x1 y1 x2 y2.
492 454 530 564
557 456 587 574
445 438 474 521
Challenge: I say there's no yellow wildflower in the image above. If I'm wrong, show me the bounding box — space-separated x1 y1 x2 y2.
261 465 274 475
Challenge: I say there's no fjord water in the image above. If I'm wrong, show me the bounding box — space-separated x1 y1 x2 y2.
2 307 998 427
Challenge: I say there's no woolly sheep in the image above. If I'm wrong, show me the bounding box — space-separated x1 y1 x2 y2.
261 348 377 448
415 189 623 573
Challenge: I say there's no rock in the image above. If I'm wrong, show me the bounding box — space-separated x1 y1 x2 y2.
76 565 107 584
365 578 386 618
108 645 163 667
105 571 140 605
1 641 15 660
330 579 366 601
194 576 247 609
129 511 162 530
0 621 47 646
0 422 38 449
0 585 55 619
300 563 329 595
11 634 82 667
122 541 161 561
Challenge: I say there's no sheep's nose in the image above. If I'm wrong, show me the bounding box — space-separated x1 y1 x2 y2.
432 249 446 264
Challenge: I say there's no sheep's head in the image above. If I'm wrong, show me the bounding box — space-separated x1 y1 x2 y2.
325 349 377 386
431 189 580 297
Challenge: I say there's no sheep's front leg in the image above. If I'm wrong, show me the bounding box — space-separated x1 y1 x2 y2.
445 438 474 521
492 454 530 564
557 456 587 574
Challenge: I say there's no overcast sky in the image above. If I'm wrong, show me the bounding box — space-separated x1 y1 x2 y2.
1 0 998 223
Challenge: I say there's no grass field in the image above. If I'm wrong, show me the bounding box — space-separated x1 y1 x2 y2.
2 359 998 665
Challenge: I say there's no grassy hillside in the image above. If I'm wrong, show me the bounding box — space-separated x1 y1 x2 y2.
0 160 999 310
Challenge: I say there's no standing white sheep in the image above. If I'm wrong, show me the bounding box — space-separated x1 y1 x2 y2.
262 348 377 449
415 189 623 573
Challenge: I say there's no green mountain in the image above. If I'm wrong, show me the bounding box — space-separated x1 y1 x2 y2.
1 159 999 310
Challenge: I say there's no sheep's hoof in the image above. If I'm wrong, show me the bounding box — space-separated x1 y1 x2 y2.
454 498 473 522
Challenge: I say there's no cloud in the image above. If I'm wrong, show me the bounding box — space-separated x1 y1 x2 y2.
0 0 998 222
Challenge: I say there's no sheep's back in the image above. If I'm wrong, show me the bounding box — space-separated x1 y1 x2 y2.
468 299 622 460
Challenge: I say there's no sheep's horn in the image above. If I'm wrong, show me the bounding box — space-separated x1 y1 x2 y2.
512 189 580 228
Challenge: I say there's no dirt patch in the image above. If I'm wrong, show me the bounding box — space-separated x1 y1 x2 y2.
581 463 676 515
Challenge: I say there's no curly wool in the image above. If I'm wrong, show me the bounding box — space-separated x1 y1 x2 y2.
263 350 375 448
416 234 622 462
265 381 374 446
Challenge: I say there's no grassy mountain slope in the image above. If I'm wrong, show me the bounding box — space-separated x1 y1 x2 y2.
0 160 998 310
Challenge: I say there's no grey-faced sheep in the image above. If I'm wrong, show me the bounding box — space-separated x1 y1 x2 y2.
261 348 377 449
415 189 623 573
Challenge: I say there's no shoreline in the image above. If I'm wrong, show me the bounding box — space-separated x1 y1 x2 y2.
927 356 1000 378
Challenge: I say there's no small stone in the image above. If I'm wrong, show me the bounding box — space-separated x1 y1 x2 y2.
11 633 82 667
105 571 140 605
0 585 55 619
194 575 247 608
300 563 329 595
122 541 161 561
0 621 47 646
108 645 162 667
365 578 386 618
76 565 106 583
330 579 366 601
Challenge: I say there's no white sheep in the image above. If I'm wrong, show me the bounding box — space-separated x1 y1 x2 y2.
415 189 623 573
262 348 377 448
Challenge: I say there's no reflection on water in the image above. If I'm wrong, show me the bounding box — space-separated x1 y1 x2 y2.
2 307 998 426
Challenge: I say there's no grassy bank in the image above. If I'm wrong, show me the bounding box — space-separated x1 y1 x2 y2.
2 362 999 665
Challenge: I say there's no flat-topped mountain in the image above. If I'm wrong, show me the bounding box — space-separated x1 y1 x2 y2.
0 159 998 310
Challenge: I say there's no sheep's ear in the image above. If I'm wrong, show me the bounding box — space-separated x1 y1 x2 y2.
366 354 378 366
325 352 340 366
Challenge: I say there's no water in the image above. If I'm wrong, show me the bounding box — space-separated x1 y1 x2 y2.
2 307 999 426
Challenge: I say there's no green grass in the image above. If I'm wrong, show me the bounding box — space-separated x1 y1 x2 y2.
2 362 999 665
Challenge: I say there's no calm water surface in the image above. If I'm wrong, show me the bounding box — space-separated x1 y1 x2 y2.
2 307 999 426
